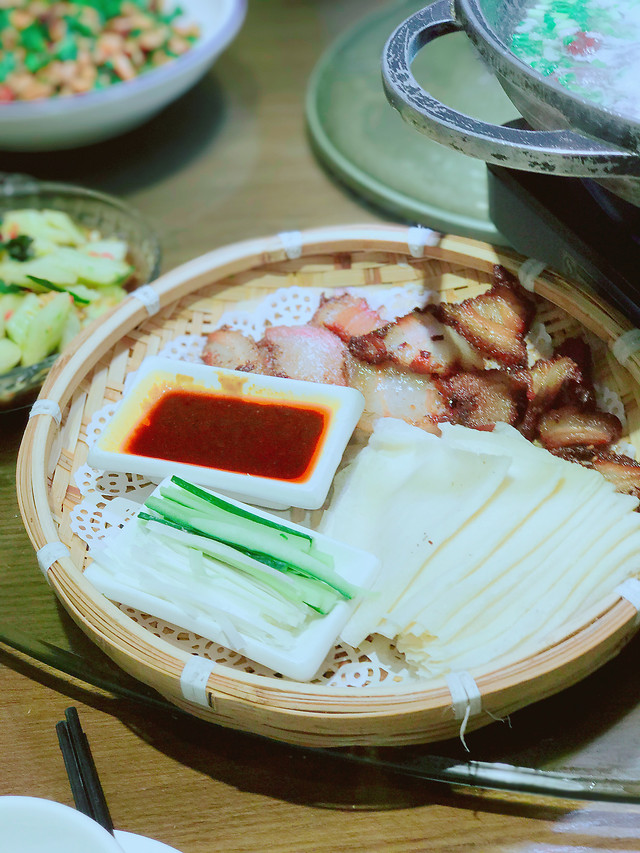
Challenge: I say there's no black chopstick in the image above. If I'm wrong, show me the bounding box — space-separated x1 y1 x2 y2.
56 706 115 834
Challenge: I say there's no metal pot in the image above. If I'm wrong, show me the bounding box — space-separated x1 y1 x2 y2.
382 0 640 206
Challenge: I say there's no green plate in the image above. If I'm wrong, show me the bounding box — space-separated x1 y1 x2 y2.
306 1 519 244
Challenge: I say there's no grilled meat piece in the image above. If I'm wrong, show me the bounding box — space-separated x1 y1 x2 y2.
310 292 385 342
538 405 622 450
202 328 265 372
258 324 349 385
345 358 448 434
432 267 536 368
591 452 640 498
348 309 483 376
554 336 597 408
437 369 528 430
519 356 581 439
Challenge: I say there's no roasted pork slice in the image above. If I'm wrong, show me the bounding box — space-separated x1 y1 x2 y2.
554 336 597 408
310 292 385 342
549 446 598 465
592 452 640 497
538 405 622 450
436 369 528 430
432 267 536 368
345 358 447 433
348 309 484 376
202 327 265 372
258 324 349 385
519 356 581 439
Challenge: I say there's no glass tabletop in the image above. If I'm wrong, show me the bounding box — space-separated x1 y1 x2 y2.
4 400 640 805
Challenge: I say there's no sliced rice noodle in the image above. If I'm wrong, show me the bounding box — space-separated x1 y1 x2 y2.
321 419 640 677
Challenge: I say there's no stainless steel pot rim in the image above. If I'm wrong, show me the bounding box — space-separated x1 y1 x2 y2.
457 0 640 151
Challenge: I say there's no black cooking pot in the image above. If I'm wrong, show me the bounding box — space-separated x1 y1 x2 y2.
382 0 640 206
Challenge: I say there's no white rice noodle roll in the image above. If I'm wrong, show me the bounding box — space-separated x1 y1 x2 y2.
401 494 640 675
322 419 511 648
398 464 611 639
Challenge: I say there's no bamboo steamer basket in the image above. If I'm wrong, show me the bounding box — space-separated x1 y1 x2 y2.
16 224 640 747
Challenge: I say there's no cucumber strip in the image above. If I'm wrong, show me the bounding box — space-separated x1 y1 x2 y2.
138 516 342 614
143 498 310 561
26 274 91 305
136 531 302 611
154 491 316 560
170 476 313 544
308 544 334 568
158 484 312 553
148 532 339 618
139 511 298 588
142 498 355 599
145 514 344 613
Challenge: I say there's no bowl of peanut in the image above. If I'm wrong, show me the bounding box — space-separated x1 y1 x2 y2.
0 0 246 151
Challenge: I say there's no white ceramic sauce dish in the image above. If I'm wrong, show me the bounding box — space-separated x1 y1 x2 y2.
87 356 365 510
85 478 381 681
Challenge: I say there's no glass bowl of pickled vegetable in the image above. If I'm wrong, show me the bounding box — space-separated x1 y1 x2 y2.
0 173 161 409
0 0 247 151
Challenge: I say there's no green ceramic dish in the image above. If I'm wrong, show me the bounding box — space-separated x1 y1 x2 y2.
306 0 518 243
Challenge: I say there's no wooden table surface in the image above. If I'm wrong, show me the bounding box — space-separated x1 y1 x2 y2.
3 2 640 850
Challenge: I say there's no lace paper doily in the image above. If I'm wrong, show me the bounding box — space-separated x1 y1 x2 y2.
213 283 433 340
68 284 634 687
70 285 433 687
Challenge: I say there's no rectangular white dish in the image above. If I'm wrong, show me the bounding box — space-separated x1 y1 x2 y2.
85 478 380 681
87 356 364 509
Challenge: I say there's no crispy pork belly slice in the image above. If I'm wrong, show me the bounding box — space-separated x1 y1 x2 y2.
310 292 385 342
554 336 597 408
519 356 581 439
202 328 265 372
432 270 536 368
258 324 349 385
345 358 447 433
548 446 597 465
592 452 640 497
538 405 622 450
348 309 484 376
436 369 528 429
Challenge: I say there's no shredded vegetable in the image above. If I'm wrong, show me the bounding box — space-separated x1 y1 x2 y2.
85 476 372 673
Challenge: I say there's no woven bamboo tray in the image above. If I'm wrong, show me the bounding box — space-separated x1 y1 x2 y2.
16 224 640 747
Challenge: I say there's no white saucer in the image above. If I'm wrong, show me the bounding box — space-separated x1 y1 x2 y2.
115 830 182 853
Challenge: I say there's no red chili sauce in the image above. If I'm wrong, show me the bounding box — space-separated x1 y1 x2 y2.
122 389 329 481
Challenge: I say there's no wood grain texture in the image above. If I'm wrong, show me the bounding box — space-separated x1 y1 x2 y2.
3 0 640 847
3 654 640 853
